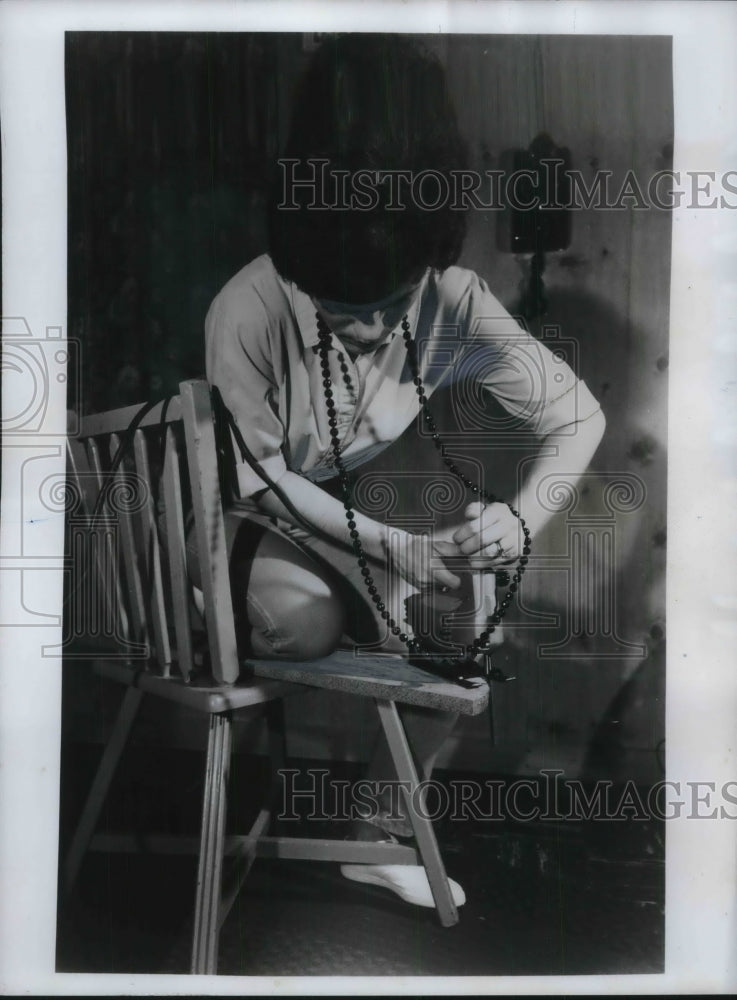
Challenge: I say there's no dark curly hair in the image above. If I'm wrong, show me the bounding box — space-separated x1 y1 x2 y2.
268 34 469 303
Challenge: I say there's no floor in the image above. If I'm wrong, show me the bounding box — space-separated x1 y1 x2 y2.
56 744 664 978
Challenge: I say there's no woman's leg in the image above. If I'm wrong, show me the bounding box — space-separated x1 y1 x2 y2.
282 516 461 837
280 519 412 655
354 705 460 840
187 508 346 661
185 506 463 903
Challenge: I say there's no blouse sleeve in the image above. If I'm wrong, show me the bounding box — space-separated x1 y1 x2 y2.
204 289 288 498
459 271 601 437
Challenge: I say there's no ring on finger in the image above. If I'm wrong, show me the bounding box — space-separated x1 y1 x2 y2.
491 540 504 559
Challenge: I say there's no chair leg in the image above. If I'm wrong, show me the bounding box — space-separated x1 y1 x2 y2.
63 685 143 894
217 699 286 930
264 698 287 826
374 699 459 928
191 711 233 975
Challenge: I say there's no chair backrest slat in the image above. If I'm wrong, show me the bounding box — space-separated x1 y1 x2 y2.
67 381 238 683
161 424 194 682
80 395 184 437
66 436 114 641
132 428 172 674
84 437 133 643
180 380 239 685
108 432 150 651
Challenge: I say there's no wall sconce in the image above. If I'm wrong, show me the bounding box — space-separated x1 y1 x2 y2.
496 132 572 322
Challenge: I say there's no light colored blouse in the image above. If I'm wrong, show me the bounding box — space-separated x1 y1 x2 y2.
205 253 601 499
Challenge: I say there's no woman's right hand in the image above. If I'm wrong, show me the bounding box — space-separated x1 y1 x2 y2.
390 532 462 591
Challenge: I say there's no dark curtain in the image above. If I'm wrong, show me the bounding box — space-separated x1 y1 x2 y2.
66 31 305 413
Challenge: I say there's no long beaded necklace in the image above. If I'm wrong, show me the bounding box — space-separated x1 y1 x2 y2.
316 312 532 684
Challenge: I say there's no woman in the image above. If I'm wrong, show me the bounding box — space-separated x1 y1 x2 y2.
204 35 605 908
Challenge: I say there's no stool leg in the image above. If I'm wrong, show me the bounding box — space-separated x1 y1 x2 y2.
191 711 232 975
374 699 459 928
63 685 143 894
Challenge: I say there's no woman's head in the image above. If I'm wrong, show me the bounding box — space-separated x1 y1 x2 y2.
268 34 468 305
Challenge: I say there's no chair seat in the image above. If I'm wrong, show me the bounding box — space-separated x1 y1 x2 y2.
94 659 298 713
245 649 490 716
95 650 490 716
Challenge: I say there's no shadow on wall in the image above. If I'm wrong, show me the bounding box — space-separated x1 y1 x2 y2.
426 285 667 779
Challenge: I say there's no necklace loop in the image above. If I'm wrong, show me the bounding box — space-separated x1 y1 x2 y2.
315 312 531 683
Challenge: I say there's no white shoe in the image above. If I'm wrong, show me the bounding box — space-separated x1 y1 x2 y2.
340 862 466 908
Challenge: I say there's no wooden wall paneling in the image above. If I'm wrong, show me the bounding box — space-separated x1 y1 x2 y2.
437 35 671 777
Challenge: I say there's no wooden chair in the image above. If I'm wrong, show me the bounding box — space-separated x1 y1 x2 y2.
63 378 489 975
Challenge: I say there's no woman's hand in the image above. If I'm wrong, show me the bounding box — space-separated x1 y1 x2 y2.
451 501 523 567
391 533 463 591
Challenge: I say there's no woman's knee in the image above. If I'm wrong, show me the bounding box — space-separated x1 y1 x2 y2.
234 528 347 659
246 574 345 659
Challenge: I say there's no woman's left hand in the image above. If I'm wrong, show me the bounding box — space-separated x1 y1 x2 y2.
452 501 523 567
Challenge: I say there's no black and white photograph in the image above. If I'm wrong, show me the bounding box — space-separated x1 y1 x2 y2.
1 1 735 994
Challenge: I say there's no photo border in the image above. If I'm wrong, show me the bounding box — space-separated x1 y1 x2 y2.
1 0 736 994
